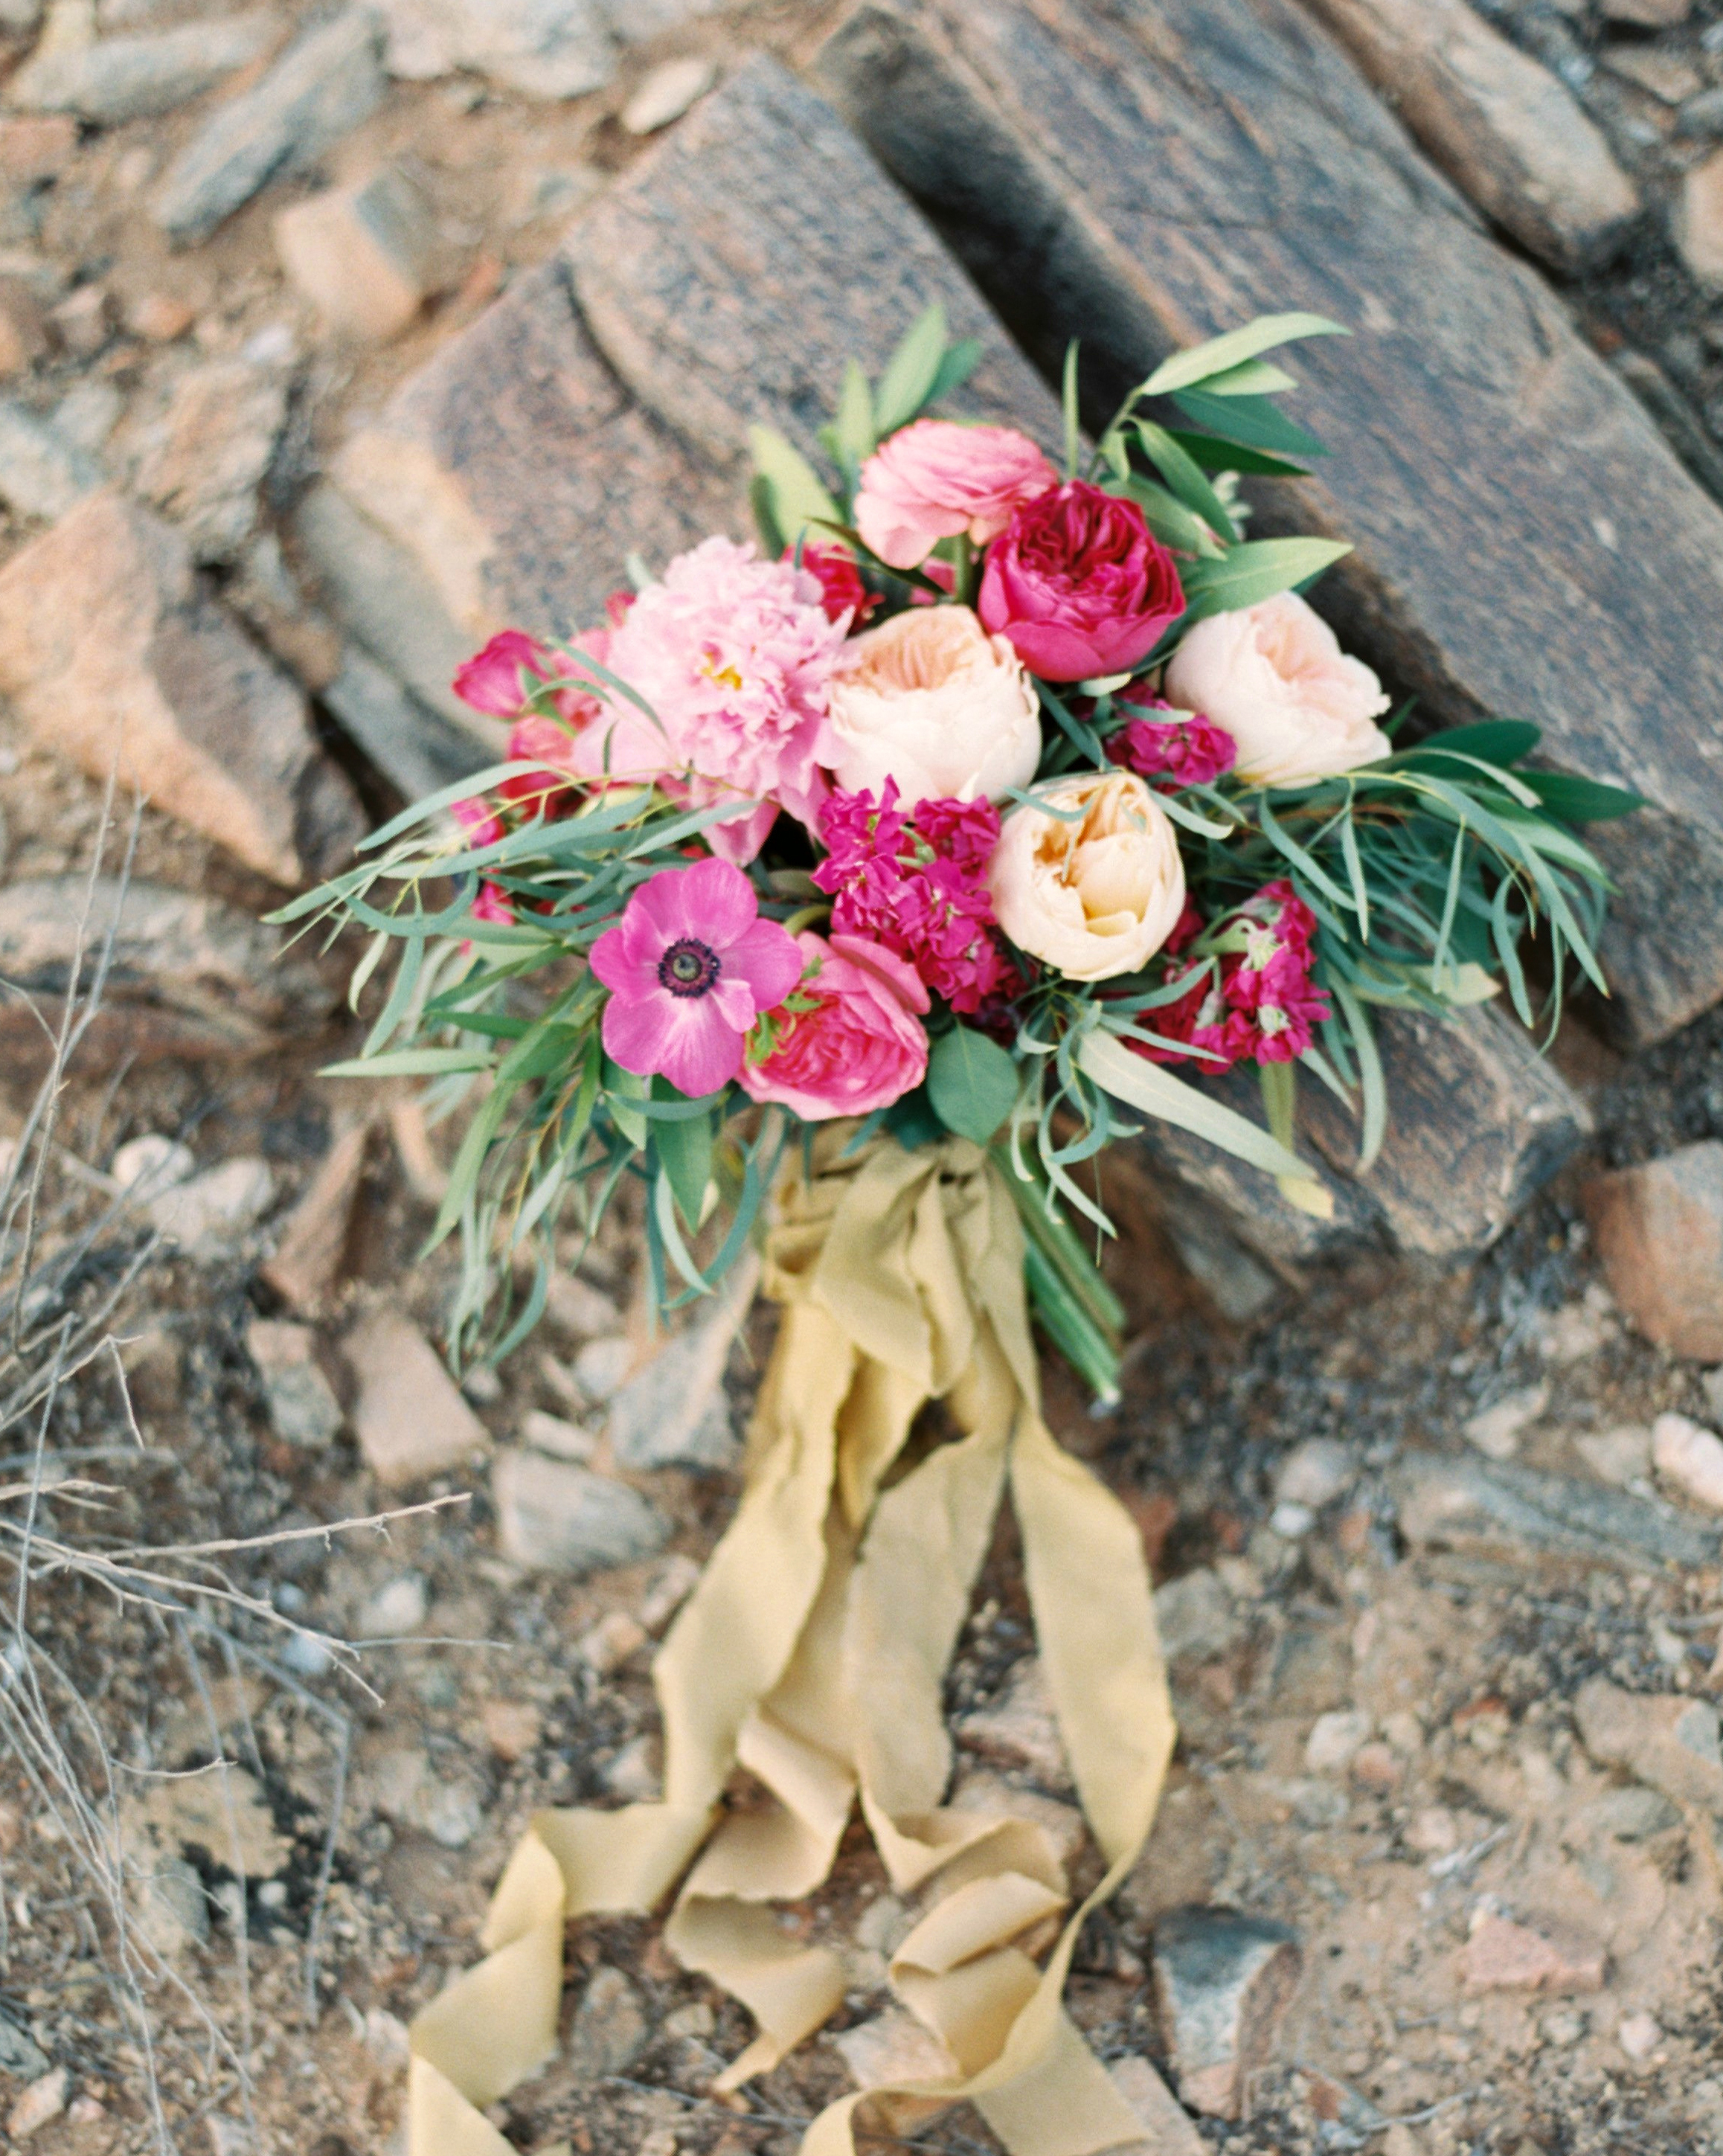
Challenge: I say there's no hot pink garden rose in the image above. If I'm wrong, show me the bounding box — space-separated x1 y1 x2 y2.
978 482 1185 682
854 420 1058 572
589 859 803 1100
455 630 599 731
740 931 929 1120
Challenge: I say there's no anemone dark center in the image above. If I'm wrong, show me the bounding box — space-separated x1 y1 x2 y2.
659 937 721 998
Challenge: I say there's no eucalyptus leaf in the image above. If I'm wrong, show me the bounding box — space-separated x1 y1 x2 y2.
1078 1028 1310 1181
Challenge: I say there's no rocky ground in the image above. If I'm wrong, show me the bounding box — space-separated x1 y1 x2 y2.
2 2 1723 2155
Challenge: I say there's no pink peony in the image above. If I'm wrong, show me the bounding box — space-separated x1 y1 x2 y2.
978 482 1185 682
589 859 803 1100
603 538 847 862
740 931 929 1120
788 541 876 627
854 420 1058 572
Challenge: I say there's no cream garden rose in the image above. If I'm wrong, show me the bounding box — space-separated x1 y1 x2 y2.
824 604 1042 809
989 769 1186 982
1163 590 1392 789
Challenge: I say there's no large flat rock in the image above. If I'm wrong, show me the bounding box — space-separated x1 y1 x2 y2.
816 0 1723 1047
327 54 1059 650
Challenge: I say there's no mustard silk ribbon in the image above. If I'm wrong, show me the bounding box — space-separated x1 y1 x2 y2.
408 1134 1181 2155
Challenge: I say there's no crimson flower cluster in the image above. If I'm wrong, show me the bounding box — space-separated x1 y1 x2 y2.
1103 686 1237 790
1144 879 1330 1070
814 780 1015 1015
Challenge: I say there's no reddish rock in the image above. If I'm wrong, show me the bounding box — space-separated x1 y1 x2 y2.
0 114 77 183
275 165 439 343
0 276 48 375
344 1309 487 1488
1461 1912 1605 1995
0 490 361 885
260 1121 372 1312
124 292 196 343
1585 1143 1723 1361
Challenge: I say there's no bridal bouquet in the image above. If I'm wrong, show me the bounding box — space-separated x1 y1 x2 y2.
286 307 1629 1397
288 311 1637 2156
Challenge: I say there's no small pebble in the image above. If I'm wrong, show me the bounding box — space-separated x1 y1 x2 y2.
1270 1500 1315 1539
1652 1412 1723 1512
1466 1383 1548 1460
356 1573 428 1638
1619 2009 1660 2060
621 57 716 136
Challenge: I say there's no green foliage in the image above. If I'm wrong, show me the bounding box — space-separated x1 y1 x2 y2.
927 1025 1020 1143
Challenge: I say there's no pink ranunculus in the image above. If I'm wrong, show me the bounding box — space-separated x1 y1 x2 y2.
788 541 877 628
739 931 929 1120
602 537 848 862
854 420 1059 572
978 481 1185 683
588 859 803 1100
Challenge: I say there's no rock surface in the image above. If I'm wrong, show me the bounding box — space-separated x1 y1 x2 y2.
153 7 386 245
375 0 617 100
8 6 279 124
247 1318 342 1448
260 1120 370 1310
606 1266 750 1472
817 0 1723 1045
1150 1905 1302 2120
344 1309 488 1486
127 355 289 563
0 397 102 519
0 874 333 1062
1304 0 1637 273
1652 1411 1723 1510
1574 1678 1723 1812
1461 1912 1605 1995
491 1449 670 1573
565 1966 648 2079
1393 1450 1720 1570
1585 1143 1723 1361
275 165 438 343
0 491 362 885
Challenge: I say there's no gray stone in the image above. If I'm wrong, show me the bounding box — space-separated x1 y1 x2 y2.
52 378 123 454
1392 1450 1722 1571
275 164 440 344
0 2012 48 2084
1582 1786 1682 1842
293 481 483 731
126 356 289 563
1574 1679 1723 1812
246 1319 342 1448
565 1966 647 2079
1106 2056 1207 2156
0 492 362 886
1303 0 1637 274
1273 1440 1355 1512
816 0 1723 1045
1159 1207 1280 1324
322 644 492 801
153 7 386 245
0 875 332 1050
491 1449 670 1573
1153 1568 1239 1665
138 1854 210 1952
1609 351 1723 508
0 398 101 519
1150 1905 1302 2120
8 7 279 123
376 0 616 99
145 1155 275 1260
607 1280 747 1473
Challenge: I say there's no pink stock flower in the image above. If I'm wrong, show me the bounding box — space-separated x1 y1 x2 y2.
1104 688 1237 789
854 420 1058 573
450 793 504 852
788 541 876 627
978 482 1185 682
815 781 1017 1015
1139 879 1329 1071
739 931 929 1120
603 538 847 862
588 859 803 1099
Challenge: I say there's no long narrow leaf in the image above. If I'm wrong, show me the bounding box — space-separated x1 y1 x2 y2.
1078 1028 1310 1181
1140 310 1346 397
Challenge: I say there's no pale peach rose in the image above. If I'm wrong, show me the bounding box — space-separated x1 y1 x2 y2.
854 419 1058 571
1163 591 1392 789
825 604 1042 809
989 769 1186 982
